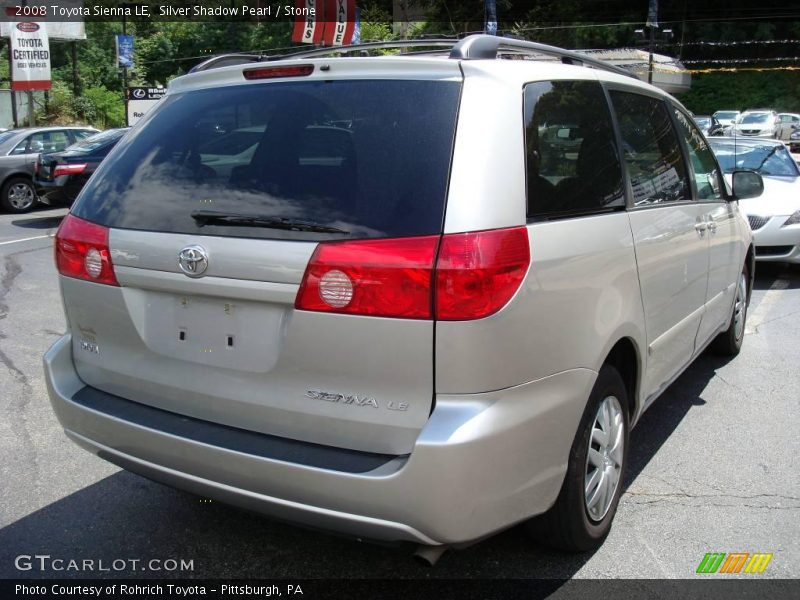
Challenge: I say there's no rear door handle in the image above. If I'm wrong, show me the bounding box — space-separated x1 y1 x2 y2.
706 220 718 234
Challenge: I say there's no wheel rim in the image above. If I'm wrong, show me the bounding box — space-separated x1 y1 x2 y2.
8 182 34 210
584 395 625 522
733 272 747 341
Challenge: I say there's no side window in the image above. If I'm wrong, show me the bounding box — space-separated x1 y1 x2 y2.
9 136 33 155
609 91 691 206
672 108 723 200
73 130 95 141
524 80 624 218
47 131 71 152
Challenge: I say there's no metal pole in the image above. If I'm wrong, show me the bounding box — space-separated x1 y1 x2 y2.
6 40 18 128
27 90 34 126
648 24 655 84
122 15 129 126
71 41 80 96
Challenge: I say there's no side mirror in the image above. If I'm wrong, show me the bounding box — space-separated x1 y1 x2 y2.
731 170 764 200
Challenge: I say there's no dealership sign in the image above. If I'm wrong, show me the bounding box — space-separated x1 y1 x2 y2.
9 21 51 91
127 87 166 126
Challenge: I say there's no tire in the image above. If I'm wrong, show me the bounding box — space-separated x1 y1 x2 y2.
711 264 749 356
1 177 37 213
526 365 629 552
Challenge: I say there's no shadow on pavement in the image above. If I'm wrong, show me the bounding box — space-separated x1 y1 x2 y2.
10 215 65 230
752 261 800 291
0 307 778 580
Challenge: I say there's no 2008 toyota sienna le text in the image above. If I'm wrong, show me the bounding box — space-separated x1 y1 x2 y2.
44 35 763 556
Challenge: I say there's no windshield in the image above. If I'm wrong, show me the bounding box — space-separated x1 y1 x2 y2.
710 142 799 177
738 114 771 125
67 128 127 153
715 111 738 120
72 79 462 241
695 117 711 128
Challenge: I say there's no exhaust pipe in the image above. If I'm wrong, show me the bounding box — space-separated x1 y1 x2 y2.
413 544 448 566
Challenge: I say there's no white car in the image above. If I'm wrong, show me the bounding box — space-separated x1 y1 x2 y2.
713 109 740 128
729 110 780 138
777 113 800 142
710 137 800 263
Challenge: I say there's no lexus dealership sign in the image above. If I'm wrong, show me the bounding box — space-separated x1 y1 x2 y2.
127 87 166 126
9 21 51 91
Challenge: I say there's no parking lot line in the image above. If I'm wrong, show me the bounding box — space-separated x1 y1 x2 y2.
0 234 54 246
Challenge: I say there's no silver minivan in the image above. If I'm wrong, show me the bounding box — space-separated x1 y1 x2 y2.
44 35 761 557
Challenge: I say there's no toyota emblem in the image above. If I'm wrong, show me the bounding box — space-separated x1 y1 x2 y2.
178 245 209 277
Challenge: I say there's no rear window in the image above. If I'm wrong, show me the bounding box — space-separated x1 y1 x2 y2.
73 80 461 241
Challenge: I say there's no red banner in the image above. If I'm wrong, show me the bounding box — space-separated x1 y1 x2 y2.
291 0 325 45
323 0 356 47
292 0 356 47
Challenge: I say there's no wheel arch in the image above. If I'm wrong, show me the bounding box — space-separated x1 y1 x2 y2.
2 171 35 188
602 337 641 426
745 244 755 305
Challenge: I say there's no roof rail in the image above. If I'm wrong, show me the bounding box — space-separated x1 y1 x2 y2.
450 34 637 79
265 38 458 60
189 35 635 80
189 53 263 73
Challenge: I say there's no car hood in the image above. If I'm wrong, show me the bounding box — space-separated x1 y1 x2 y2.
727 174 800 216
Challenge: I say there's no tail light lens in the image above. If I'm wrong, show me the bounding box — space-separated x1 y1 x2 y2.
295 227 530 320
435 227 530 320
55 214 119 286
295 236 439 319
53 163 88 178
243 65 314 80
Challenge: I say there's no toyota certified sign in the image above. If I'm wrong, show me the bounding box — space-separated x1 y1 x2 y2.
126 87 166 126
10 21 51 91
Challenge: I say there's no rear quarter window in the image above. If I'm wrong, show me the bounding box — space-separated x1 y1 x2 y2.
524 80 625 219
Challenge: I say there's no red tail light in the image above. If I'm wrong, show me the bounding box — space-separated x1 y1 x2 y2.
53 163 87 177
295 227 530 320
243 64 314 80
33 160 39 174
55 214 119 286
295 236 439 319
435 227 530 320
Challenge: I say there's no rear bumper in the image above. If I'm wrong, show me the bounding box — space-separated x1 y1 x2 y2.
44 334 595 545
34 179 71 205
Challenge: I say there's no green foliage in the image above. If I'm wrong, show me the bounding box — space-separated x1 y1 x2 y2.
681 71 800 115
82 87 126 127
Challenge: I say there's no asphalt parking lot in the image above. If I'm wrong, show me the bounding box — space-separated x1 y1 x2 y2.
0 206 797 580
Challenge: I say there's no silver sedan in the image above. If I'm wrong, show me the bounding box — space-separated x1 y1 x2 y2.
0 126 97 213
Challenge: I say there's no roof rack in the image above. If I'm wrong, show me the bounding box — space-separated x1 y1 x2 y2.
449 35 637 79
190 53 264 73
264 38 458 60
189 34 635 79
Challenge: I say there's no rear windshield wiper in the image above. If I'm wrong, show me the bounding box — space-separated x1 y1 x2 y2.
190 210 350 235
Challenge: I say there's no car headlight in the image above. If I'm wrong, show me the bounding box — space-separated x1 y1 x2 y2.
783 210 800 226
791 131 800 140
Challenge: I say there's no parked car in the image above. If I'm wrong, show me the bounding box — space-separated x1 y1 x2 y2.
713 110 740 128
709 137 800 263
693 115 724 137
789 127 800 154
44 35 760 557
35 128 129 206
0 126 98 212
729 110 780 138
777 112 800 142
